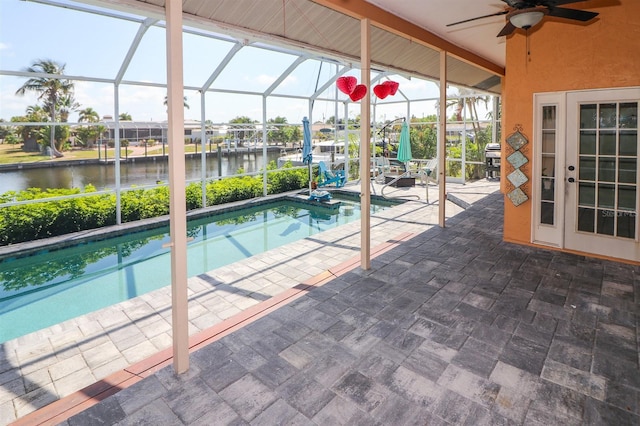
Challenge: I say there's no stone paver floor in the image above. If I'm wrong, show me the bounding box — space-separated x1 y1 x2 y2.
64 190 639 425
4 178 639 424
1 179 474 424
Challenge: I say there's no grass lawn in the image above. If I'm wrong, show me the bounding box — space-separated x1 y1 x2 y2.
0 142 243 164
0 144 133 164
0 144 57 164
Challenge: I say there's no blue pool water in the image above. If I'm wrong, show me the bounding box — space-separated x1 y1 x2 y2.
0 194 397 342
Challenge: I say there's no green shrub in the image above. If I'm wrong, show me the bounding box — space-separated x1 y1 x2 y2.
266 161 309 194
0 186 116 245
121 187 170 222
267 164 308 194
206 176 262 205
0 166 312 246
186 182 203 210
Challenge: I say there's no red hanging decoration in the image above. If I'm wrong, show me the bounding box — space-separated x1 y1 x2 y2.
383 80 400 95
349 84 367 101
373 84 391 99
336 76 357 95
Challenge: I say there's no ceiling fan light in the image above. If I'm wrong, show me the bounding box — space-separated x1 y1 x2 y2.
509 10 545 29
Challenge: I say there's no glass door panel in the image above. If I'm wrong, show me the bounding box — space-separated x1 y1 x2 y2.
579 182 595 207
540 105 556 225
576 102 638 240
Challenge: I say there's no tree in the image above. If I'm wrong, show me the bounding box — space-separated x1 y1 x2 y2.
15 59 74 156
267 116 288 144
57 93 79 123
119 112 132 121
410 115 438 159
77 108 103 148
0 119 11 142
11 105 49 151
78 107 99 123
229 116 256 141
163 95 189 110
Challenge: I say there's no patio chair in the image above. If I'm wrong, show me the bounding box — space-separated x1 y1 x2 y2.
421 158 438 185
318 161 346 188
372 156 392 183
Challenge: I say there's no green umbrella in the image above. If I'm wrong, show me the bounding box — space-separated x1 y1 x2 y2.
302 116 313 191
396 120 412 171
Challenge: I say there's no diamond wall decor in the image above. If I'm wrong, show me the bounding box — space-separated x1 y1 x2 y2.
507 187 529 207
507 150 528 169
505 126 530 207
507 168 528 188
506 130 528 151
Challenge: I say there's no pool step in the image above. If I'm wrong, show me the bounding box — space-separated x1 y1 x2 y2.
289 194 342 209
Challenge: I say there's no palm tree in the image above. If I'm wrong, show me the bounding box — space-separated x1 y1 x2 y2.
78 107 100 123
267 116 288 144
16 105 50 151
119 112 132 121
57 93 79 123
163 95 189 110
229 116 256 141
15 59 74 156
78 107 101 148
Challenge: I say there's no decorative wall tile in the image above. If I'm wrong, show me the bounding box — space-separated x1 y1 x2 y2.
507 168 528 188
507 130 528 151
507 151 528 169
504 126 530 207
507 188 529 206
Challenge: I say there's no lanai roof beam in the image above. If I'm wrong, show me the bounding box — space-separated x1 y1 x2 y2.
264 55 309 97
116 18 159 85
200 41 244 92
310 65 351 102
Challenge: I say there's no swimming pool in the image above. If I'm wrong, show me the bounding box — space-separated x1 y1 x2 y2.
0 193 398 342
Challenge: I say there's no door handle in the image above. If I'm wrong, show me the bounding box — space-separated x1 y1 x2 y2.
568 177 575 183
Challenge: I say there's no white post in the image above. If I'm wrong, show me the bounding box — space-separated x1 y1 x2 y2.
114 86 121 225
360 18 371 270
262 96 268 196
439 50 447 227
343 101 349 177
200 92 207 208
166 0 189 373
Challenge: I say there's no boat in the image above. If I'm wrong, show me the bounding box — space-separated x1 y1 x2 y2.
277 140 346 167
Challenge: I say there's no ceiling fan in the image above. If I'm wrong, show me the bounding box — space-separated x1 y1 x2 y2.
447 0 599 37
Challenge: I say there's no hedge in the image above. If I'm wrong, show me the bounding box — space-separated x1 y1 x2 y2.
0 162 312 246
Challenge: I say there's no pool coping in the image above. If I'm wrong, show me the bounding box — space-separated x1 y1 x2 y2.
0 190 301 260
9 231 415 426
0 188 397 261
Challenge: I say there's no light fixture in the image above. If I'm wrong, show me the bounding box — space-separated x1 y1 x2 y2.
509 9 546 30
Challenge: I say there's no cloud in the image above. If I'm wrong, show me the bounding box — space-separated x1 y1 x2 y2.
256 74 277 86
245 74 298 90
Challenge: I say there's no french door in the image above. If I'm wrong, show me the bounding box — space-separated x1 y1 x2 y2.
534 88 640 262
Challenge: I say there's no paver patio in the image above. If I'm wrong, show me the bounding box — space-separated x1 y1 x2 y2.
53 190 640 425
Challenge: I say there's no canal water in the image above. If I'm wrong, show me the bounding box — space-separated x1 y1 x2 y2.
0 150 283 194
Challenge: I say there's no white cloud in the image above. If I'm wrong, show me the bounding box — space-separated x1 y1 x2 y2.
0 76 37 119
256 74 277 86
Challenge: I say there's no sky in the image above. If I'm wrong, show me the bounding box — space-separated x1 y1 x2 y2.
0 0 484 126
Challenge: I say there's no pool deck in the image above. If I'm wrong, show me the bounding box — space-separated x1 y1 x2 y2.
3 177 640 425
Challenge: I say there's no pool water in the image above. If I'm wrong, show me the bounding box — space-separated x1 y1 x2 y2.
0 194 396 342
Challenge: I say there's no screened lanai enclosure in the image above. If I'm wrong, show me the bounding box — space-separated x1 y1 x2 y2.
1 0 503 371
1 0 501 214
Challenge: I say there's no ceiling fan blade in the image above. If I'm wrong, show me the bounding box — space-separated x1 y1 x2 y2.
447 10 509 27
550 0 586 5
497 21 517 36
501 0 537 7
547 6 599 21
